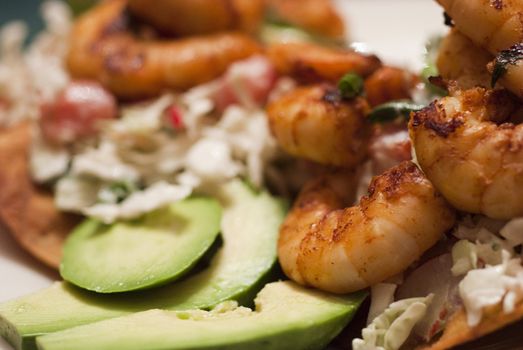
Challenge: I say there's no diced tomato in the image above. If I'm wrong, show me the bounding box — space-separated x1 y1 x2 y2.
439 308 448 320
39 80 117 144
429 320 441 339
213 85 237 114
165 104 184 130
212 55 278 113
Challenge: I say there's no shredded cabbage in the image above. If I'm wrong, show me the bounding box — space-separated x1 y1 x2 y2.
451 218 519 277
451 240 478 276
57 101 258 223
26 54 279 223
460 251 523 326
450 216 523 327
500 218 523 248
84 182 192 224
0 1 71 127
353 295 433 350
185 138 241 183
367 283 397 325
71 141 140 183
30 131 70 183
55 176 101 212
111 94 175 135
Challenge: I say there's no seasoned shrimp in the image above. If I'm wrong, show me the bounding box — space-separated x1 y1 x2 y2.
437 29 493 89
437 0 523 53
278 161 456 293
267 42 381 83
437 0 523 97
67 0 261 99
127 0 265 36
410 87 523 219
363 66 419 107
265 0 346 40
267 84 371 167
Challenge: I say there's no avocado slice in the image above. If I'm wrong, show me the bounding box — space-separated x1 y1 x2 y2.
0 181 285 350
36 281 366 350
60 197 222 293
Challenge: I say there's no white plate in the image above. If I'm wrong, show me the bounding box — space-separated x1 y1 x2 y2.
0 1 445 349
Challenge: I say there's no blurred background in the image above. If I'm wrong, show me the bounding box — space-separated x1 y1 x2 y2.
1 0 43 33
0 0 97 33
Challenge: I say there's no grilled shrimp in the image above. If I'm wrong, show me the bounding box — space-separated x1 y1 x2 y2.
267 42 381 83
265 0 346 40
410 87 523 219
437 0 523 97
267 84 371 167
437 0 523 53
437 29 493 89
278 161 456 293
363 66 419 107
67 0 261 99
127 0 265 36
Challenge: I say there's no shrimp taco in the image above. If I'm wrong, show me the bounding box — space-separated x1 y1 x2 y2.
0 0 376 268
0 123 79 268
1 0 523 349
0 0 270 270
269 0 523 348
350 0 523 348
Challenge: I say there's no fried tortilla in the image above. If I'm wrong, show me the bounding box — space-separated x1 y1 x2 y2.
422 302 523 349
0 123 79 269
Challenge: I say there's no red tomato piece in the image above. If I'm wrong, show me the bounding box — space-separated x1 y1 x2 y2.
212 55 278 113
40 80 117 144
166 104 185 130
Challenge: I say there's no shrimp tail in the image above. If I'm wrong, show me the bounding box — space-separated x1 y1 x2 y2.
67 0 261 99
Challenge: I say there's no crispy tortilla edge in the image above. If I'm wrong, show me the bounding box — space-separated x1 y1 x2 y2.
422 298 523 349
0 123 79 269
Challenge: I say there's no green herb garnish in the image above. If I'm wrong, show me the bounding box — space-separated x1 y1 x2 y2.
98 180 138 204
421 36 447 97
338 73 364 99
111 182 134 203
491 43 523 87
368 100 424 123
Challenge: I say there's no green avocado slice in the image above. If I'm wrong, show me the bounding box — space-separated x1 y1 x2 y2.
36 281 366 350
60 197 222 293
0 181 285 350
